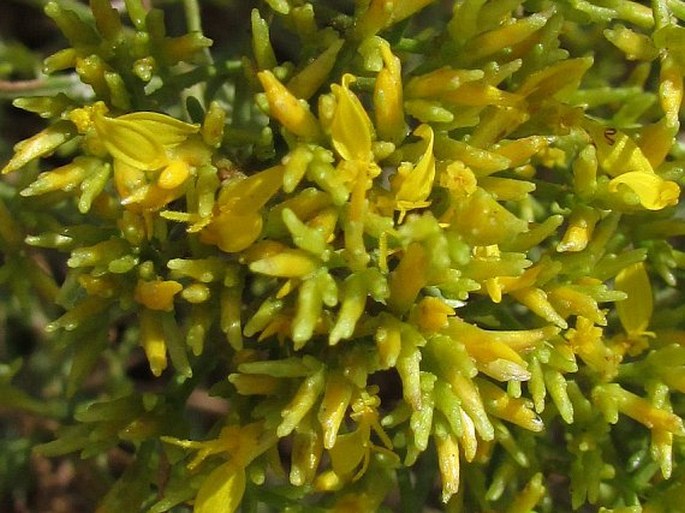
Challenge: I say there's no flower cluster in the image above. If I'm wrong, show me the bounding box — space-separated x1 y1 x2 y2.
2 0 685 512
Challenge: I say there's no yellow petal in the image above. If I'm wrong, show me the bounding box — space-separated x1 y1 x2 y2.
113 158 146 199
439 161 477 197
134 279 183 311
194 463 246 513
218 165 284 214
393 124 435 210
329 425 369 479
93 112 166 170
331 74 373 161
201 210 263 253
584 120 654 177
158 160 191 189
413 296 455 332
608 171 680 210
318 373 353 449
374 40 405 143
117 111 199 146
388 242 428 315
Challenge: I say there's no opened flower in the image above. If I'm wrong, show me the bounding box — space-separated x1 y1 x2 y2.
68 102 208 213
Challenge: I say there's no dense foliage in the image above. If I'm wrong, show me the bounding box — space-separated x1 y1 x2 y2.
1 0 685 511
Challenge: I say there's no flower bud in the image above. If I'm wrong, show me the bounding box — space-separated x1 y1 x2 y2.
258 70 321 139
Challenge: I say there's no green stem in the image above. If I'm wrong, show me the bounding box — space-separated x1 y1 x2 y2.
24 0 94 20
180 0 217 110
183 0 203 35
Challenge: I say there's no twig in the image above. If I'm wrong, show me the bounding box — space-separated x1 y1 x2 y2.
186 388 229 416
0 79 47 93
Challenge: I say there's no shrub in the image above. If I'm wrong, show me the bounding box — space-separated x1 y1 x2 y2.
1 0 685 511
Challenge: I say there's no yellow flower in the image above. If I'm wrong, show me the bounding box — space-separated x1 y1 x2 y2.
330 74 374 162
608 171 680 210
583 118 680 209
66 103 205 213
328 389 393 482
200 165 284 253
391 124 435 221
566 316 619 378
584 120 652 176
163 423 276 513
328 74 382 268
92 107 199 171
194 462 245 513
438 161 477 198
114 159 183 213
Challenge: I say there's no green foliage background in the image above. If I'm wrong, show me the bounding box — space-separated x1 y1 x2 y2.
1 1 685 512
